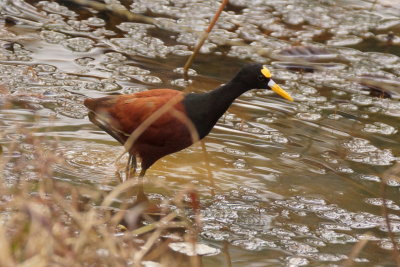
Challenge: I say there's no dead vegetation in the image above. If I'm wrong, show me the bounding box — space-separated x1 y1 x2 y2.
0 128 208 267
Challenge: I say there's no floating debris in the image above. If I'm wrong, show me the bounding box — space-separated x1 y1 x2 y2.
275 46 339 61
354 74 400 99
168 242 220 256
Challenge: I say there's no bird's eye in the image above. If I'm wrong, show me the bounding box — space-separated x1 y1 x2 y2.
257 75 265 81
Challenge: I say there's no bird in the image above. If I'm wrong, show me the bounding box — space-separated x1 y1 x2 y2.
84 63 293 183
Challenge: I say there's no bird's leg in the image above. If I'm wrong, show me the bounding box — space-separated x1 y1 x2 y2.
136 168 148 202
125 155 132 180
125 154 137 180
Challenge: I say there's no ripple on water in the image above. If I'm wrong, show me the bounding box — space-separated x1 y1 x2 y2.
386 179 400 187
38 1 77 17
373 99 400 117
116 65 151 76
359 174 381 182
54 98 87 119
343 137 397 166
170 78 192 87
296 112 322 121
34 64 58 73
201 193 276 250
308 253 347 262
362 122 397 135
85 17 106 27
327 114 343 120
55 141 120 186
379 222 400 233
168 242 220 256
40 30 67 44
351 95 373 106
102 52 127 63
318 230 357 244
231 238 276 251
0 42 32 61
255 113 278 123
379 239 399 250
233 159 246 169
365 198 400 211
74 57 95 67
85 80 121 92
323 210 382 229
280 152 301 159
130 75 162 84
63 37 95 52
110 37 171 58
286 256 310 266
282 240 319 255
222 147 246 157
327 35 363 46
338 103 358 112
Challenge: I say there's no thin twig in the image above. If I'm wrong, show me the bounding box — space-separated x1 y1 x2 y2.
183 0 229 77
200 140 216 196
132 212 178 266
223 241 232 267
341 234 370 267
381 163 400 266
381 179 400 266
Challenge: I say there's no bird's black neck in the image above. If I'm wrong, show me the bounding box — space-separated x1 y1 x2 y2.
183 78 250 139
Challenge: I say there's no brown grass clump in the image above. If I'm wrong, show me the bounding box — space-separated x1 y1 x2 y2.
0 129 202 266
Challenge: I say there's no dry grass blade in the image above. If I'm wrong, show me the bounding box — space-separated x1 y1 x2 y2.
132 212 179 266
380 182 400 266
131 223 157 236
101 178 138 207
130 212 188 236
0 227 15 267
183 0 229 76
0 125 194 265
223 241 232 267
380 163 400 266
341 234 370 267
200 140 216 196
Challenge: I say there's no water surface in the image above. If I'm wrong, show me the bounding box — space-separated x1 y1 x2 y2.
0 0 399 265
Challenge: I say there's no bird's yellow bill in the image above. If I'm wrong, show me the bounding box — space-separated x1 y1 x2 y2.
268 80 293 101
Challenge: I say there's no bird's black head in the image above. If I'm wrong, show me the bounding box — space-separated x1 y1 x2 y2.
235 63 293 101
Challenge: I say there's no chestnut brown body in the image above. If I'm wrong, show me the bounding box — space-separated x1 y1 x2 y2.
84 89 193 170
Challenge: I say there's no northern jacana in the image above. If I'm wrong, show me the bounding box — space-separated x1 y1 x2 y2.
84 64 292 181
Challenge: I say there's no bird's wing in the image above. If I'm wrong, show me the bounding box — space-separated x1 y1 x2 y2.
84 89 188 147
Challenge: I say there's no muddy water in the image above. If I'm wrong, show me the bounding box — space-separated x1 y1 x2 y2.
1 0 400 265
